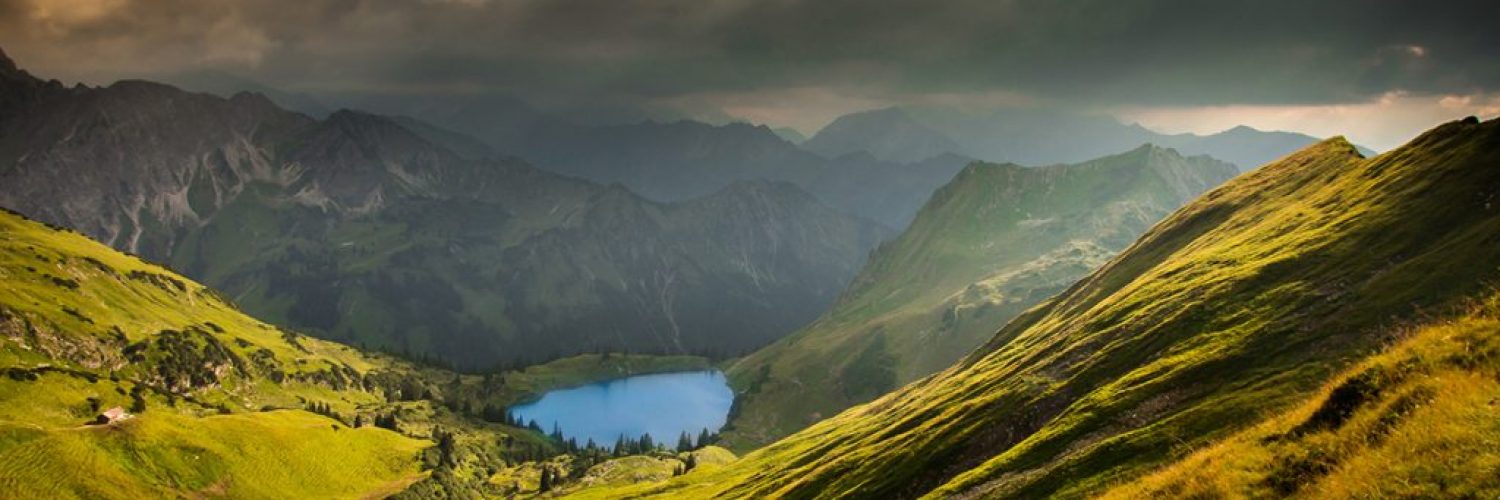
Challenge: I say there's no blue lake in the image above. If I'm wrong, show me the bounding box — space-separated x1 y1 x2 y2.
509 370 734 448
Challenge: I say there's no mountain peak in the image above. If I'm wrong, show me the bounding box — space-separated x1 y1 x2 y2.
1133 142 1170 154
326 108 377 122
228 90 277 108
0 46 16 74
319 108 429 141
805 106 960 163
0 46 40 85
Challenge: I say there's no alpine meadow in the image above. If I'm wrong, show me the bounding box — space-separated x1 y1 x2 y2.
0 1 1495 498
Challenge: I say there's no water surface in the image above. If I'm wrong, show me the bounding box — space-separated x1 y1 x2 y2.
509 370 733 447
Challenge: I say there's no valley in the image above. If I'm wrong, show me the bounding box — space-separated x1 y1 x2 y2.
0 4 1495 497
0 51 887 369
721 145 1237 449
576 116 1500 498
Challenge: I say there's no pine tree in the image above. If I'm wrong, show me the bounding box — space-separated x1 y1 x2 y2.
436 428 458 467
677 431 693 452
639 433 654 453
539 468 553 492
129 386 147 413
697 428 711 450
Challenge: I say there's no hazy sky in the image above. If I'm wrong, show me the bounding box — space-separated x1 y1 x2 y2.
2 0 1496 149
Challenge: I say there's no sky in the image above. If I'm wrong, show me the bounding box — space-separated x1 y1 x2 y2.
1 0 1497 149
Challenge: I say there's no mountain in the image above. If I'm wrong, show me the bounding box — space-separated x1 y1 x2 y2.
0 51 887 369
161 69 333 118
387 114 500 160
770 126 808 144
519 119 974 229
720 145 1238 449
582 117 1500 498
522 120 813 201
329 89 577 158
803 107 961 163
370 98 973 230
1150 123 1368 171
817 105 1378 171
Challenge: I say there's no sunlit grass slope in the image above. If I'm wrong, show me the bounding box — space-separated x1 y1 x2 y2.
576 117 1500 498
722 146 1235 450
0 208 429 497
0 411 427 499
1103 291 1500 498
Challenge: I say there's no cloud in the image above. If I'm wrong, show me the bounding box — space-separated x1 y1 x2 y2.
0 0 1494 134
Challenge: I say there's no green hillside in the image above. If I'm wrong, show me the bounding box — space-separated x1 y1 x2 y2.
0 207 428 497
0 207 617 498
573 118 1500 498
1104 290 1500 498
722 145 1237 449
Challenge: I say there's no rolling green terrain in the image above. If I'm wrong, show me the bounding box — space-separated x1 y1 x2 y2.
722 145 1237 449
573 118 1500 498
0 207 433 497
0 206 726 498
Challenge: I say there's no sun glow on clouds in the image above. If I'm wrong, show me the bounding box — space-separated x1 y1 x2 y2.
28 0 126 31
1116 91 1500 151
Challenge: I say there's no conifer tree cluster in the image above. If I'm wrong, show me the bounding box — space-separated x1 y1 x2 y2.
371 412 400 430
306 401 339 420
674 427 721 452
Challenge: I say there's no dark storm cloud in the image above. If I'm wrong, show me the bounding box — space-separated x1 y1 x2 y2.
1 0 1495 108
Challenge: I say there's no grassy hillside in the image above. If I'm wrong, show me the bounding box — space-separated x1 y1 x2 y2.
0 207 598 497
722 145 1236 450
1103 290 1500 498
574 117 1500 498
0 410 428 499
497 446 738 496
0 207 432 497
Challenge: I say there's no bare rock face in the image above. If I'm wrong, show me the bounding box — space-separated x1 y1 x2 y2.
0 51 887 369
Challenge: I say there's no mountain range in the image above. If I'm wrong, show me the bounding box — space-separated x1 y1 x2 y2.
806 105 1379 171
579 117 1500 497
346 98 1360 234
0 49 886 369
720 145 1238 449
163 72 1361 235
